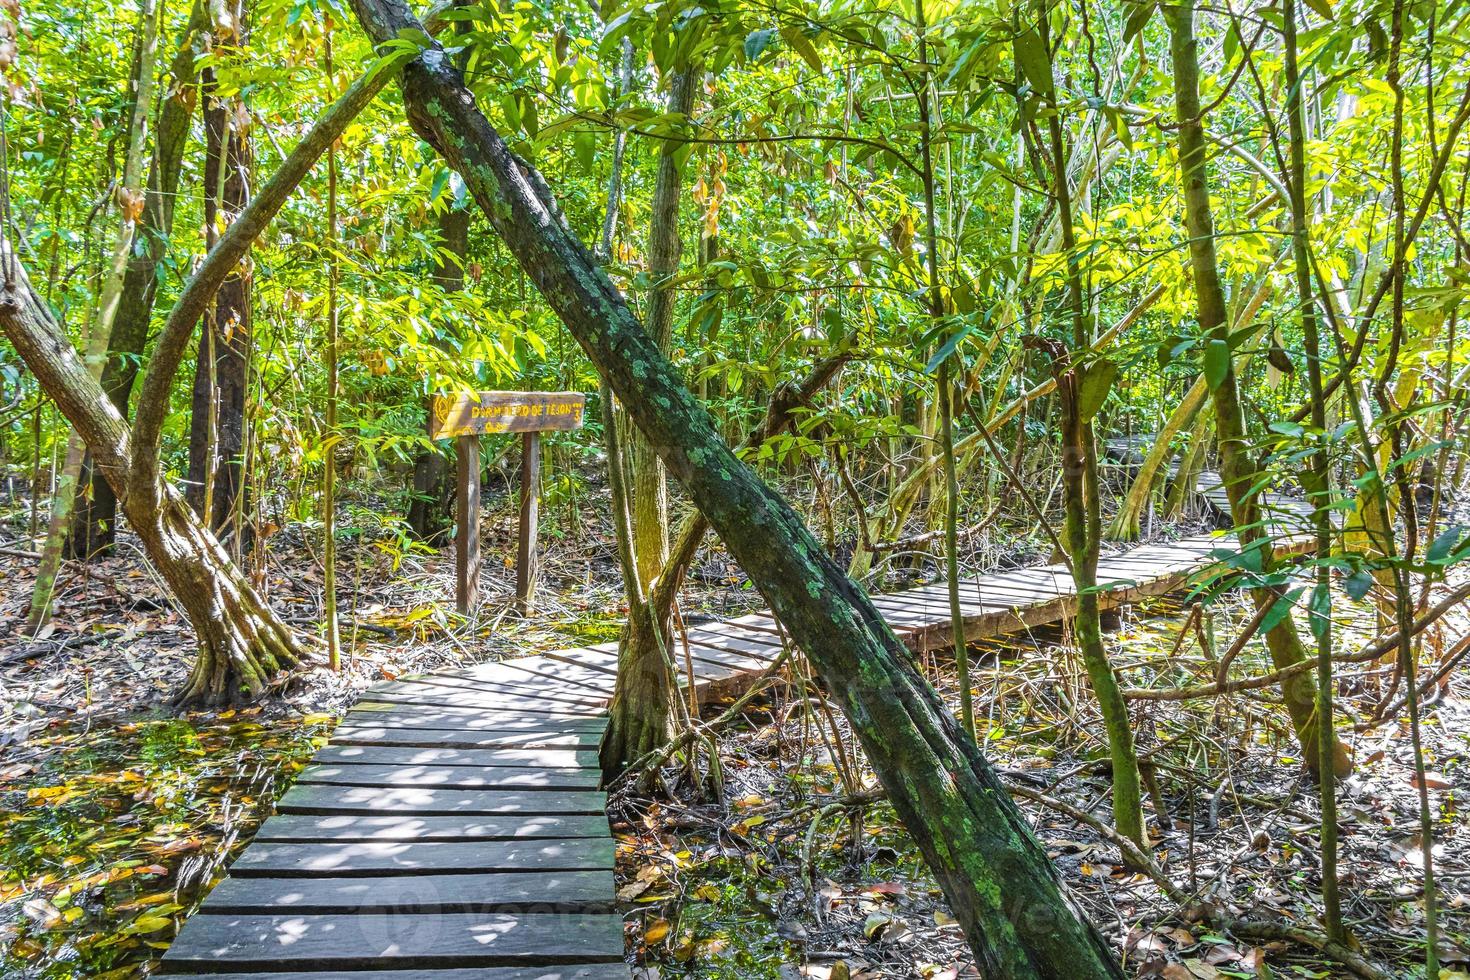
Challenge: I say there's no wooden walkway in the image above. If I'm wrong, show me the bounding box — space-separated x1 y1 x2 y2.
161 492 1312 976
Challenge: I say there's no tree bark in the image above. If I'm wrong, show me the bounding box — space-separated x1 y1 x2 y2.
186 59 254 536
1165 0 1347 777
74 0 210 558
344 3 1124 973
1 250 306 704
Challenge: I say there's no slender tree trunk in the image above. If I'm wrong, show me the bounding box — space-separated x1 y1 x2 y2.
345 4 1125 972
1281 0 1343 940
74 0 210 558
603 65 696 770
30 0 158 623
1165 0 1347 777
406 205 468 541
187 47 254 535
1036 3 1144 850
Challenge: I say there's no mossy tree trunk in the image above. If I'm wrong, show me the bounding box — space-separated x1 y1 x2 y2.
344 4 1125 972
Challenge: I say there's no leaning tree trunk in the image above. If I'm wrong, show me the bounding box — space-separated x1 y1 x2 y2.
186 57 254 535
74 0 210 558
345 3 1125 974
1166 0 1348 777
2 247 306 704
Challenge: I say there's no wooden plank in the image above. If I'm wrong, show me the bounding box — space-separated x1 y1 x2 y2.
345 703 607 732
456 433 481 616
312 745 600 770
370 676 608 709
722 614 788 639
681 622 785 654
360 686 606 716
429 390 587 440
230 838 614 876
450 658 618 694
679 655 751 683
162 911 623 970
254 813 611 843
296 763 601 791
198 871 615 914
516 430 541 614
275 785 607 816
364 679 607 712
161 969 629 980
675 638 773 673
331 726 603 751
542 647 622 675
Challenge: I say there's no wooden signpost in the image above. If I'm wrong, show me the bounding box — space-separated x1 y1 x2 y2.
428 391 586 615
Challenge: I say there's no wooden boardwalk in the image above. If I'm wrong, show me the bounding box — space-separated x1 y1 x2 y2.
161 495 1312 976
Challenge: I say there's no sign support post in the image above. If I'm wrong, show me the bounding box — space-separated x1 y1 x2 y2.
454 434 480 615
515 431 541 614
429 391 585 617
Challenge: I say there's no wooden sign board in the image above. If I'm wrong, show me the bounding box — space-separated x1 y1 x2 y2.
429 391 586 618
430 391 585 440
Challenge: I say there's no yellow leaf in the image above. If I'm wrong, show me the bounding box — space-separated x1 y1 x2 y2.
121 915 173 935
644 919 671 943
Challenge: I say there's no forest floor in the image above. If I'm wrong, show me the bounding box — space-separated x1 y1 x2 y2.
1 482 1467 979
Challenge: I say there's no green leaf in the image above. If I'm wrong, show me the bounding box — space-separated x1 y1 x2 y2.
780 26 824 73
1076 358 1118 423
1122 0 1157 43
1012 27 1053 98
925 324 973 374
1427 525 1465 564
1203 338 1230 390
1343 569 1374 600
744 28 776 62
1308 582 1331 641
573 130 596 171
1259 587 1303 634
1302 0 1334 20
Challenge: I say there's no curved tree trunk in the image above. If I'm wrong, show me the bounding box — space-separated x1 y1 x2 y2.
343 5 1127 972
2 246 307 704
1109 376 1207 541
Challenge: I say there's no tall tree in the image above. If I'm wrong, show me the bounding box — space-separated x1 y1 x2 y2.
28 0 159 625
2 22 429 698
601 64 697 771
186 4 253 538
1164 0 1349 777
345 2 1126 973
72 0 210 558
